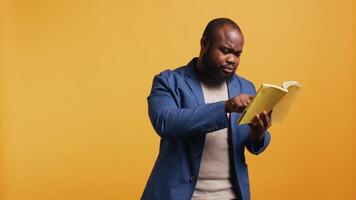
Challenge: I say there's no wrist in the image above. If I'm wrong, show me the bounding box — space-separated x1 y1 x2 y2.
249 129 265 142
224 100 230 113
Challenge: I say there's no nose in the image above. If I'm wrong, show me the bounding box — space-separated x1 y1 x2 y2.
227 55 237 66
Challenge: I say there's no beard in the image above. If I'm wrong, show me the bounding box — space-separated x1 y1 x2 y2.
201 50 233 85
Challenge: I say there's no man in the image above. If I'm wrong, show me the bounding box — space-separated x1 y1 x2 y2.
142 18 272 200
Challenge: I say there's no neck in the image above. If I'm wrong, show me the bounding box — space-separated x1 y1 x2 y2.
195 57 226 86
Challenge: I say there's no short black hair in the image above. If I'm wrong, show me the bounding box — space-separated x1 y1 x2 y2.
202 18 242 42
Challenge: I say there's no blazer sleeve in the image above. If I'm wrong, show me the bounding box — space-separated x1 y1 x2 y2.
147 73 228 140
245 131 271 155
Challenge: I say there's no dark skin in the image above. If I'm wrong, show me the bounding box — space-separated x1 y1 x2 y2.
196 24 272 143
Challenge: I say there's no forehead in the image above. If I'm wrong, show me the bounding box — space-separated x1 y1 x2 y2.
212 25 244 50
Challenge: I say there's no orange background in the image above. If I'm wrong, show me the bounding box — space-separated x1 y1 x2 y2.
1 0 355 199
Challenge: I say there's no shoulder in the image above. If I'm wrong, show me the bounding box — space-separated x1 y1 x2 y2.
153 59 194 84
237 75 254 87
156 65 187 80
149 62 192 92
233 74 257 93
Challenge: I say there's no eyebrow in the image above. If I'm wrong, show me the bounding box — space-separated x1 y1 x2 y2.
222 45 242 54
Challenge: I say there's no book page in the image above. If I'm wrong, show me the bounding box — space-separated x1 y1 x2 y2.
272 84 301 122
282 81 300 89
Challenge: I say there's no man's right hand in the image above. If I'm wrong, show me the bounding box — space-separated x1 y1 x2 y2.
224 94 254 113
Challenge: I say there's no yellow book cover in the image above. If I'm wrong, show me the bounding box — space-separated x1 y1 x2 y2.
238 81 301 125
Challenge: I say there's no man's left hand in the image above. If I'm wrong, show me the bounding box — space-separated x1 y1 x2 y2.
248 111 272 142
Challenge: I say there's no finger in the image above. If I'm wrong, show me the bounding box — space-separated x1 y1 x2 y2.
244 95 251 104
253 114 265 131
262 111 273 129
258 113 266 130
259 111 267 119
260 111 269 128
234 98 245 112
268 110 273 116
250 115 260 130
248 95 254 100
268 110 273 122
241 97 250 107
236 98 244 107
249 121 257 130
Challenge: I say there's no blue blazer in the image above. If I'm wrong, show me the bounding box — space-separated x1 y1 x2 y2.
142 58 271 200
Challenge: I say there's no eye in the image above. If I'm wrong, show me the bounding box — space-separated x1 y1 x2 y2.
221 48 229 54
235 52 241 57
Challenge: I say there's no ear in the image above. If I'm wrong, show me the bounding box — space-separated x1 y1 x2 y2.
200 37 209 53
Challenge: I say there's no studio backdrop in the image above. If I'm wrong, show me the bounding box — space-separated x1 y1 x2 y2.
1 0 355 199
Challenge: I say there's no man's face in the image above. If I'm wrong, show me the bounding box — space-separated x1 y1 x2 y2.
201 25 244 84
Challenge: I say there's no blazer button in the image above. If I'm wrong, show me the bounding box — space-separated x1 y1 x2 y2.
195 154 200 159
190 176 197 183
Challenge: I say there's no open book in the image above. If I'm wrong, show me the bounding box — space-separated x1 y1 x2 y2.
238 81 301 125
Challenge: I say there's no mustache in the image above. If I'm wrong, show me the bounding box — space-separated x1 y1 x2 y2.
222 64 236 69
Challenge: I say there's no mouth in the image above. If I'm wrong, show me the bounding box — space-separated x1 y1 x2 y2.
221 65 235 74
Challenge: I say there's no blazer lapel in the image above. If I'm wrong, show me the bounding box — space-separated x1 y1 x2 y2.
227 75 241 98
185 59 205 106
184 59 207 176
227 75 243 149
